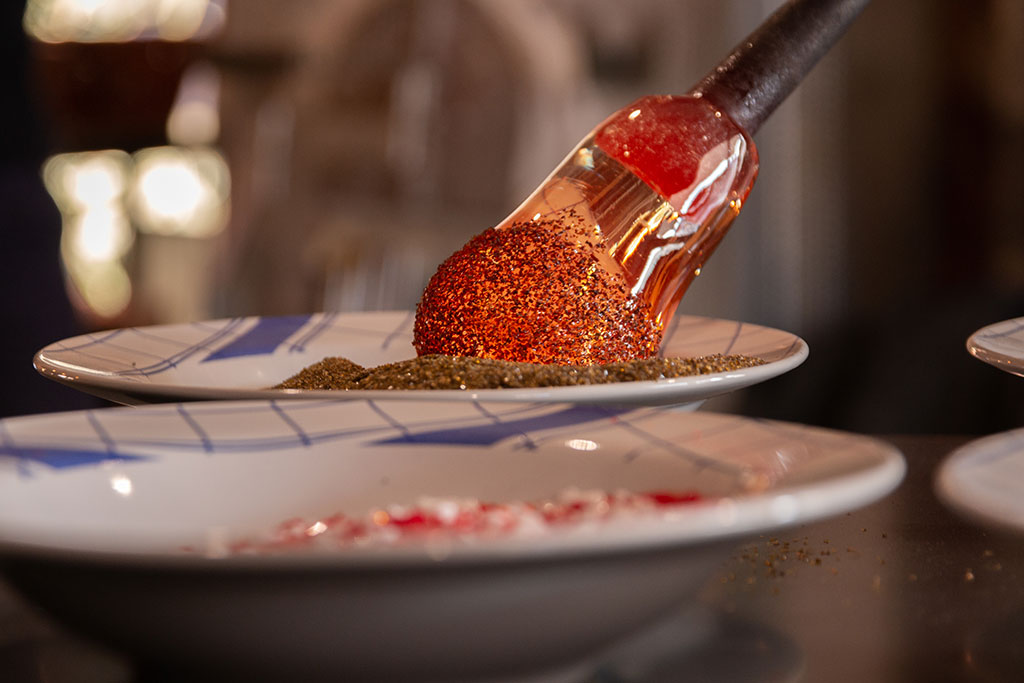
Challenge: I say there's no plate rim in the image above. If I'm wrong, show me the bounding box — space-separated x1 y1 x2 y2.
966 317 1024 377
935 427 1024 534
33 311 809 404
0 404 904 571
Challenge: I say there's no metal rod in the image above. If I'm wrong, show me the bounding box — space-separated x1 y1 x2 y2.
690 0 871 134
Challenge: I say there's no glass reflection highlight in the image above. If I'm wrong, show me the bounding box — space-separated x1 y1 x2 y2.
110 474 133 496
566 438 600 452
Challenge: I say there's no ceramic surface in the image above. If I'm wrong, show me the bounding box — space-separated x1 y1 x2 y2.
966 317 1024 378
937 428 1024 534
0 400 902 680
34 311 808 406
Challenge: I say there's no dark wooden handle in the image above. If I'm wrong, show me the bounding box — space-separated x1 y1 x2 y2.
690 0 870 134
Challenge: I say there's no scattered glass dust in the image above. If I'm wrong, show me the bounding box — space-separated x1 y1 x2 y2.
274 352 765 391
729 534 861 583
218 488 704 555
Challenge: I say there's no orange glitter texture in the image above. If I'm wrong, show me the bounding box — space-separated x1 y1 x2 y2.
414 214 663 365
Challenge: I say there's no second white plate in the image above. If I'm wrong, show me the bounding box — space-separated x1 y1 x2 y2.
34 310 808 406
936 428 1024 534
0 399 901 680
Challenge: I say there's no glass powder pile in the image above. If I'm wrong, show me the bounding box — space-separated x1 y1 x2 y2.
413 214 664 365
218 488 704 555
274 353 765 391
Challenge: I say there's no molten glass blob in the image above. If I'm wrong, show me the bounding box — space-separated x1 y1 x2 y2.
414 95 758 364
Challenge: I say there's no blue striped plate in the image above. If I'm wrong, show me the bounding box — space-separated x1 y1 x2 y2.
34 310 807 406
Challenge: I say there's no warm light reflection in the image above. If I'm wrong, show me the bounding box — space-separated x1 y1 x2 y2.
129 146 229 237
138 156 204 218
565 439 599 452
44 150 130 210
306 521 328 537
166 62 221 145
630 242 687 297
44 151 135 317
24 0 146 43
23 0 225 43
154 0 212 41
574 147 594 169
110 474 133 496
68 205 133 262
42 145 230 320
66 260 133 317
69 160 124 207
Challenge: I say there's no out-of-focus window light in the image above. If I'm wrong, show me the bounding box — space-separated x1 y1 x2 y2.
153 0 219 41
67 261 134 318
129 146 230 238
43 150 135 318
53 151 127 209
167 62 221 146
30 0 230 322
23 0 225 44
68 205 133 262
42 146 230 318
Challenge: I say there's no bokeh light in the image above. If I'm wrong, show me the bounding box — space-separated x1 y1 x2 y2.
24 0 225 44
41 146 229 320
43 151 135 318
154 0 212 41
44 150 130 211
66 204 134 262
65 260 133 318
166 62 221 146
129 146 230 237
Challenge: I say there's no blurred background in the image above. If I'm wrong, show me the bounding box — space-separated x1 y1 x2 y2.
2 0 1023 433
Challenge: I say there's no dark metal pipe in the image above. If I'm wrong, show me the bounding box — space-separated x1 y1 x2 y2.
690 0 871 134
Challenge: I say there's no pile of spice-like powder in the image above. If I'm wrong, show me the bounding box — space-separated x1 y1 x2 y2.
413 213 663 365
274 353 765 391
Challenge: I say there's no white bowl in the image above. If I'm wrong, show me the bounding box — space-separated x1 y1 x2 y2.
33 310 807 407
0 400 902 681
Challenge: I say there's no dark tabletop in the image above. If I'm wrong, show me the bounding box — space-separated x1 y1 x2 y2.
2 434 1021 683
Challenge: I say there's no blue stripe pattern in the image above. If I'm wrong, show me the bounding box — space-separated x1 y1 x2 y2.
202 315 312 362
373 405 629 446
0 446 148 469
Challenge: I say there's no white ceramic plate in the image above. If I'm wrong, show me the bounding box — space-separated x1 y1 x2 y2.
0 400 902 680
34 310 807 406
936 428 1024 534
966 317 1024 377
